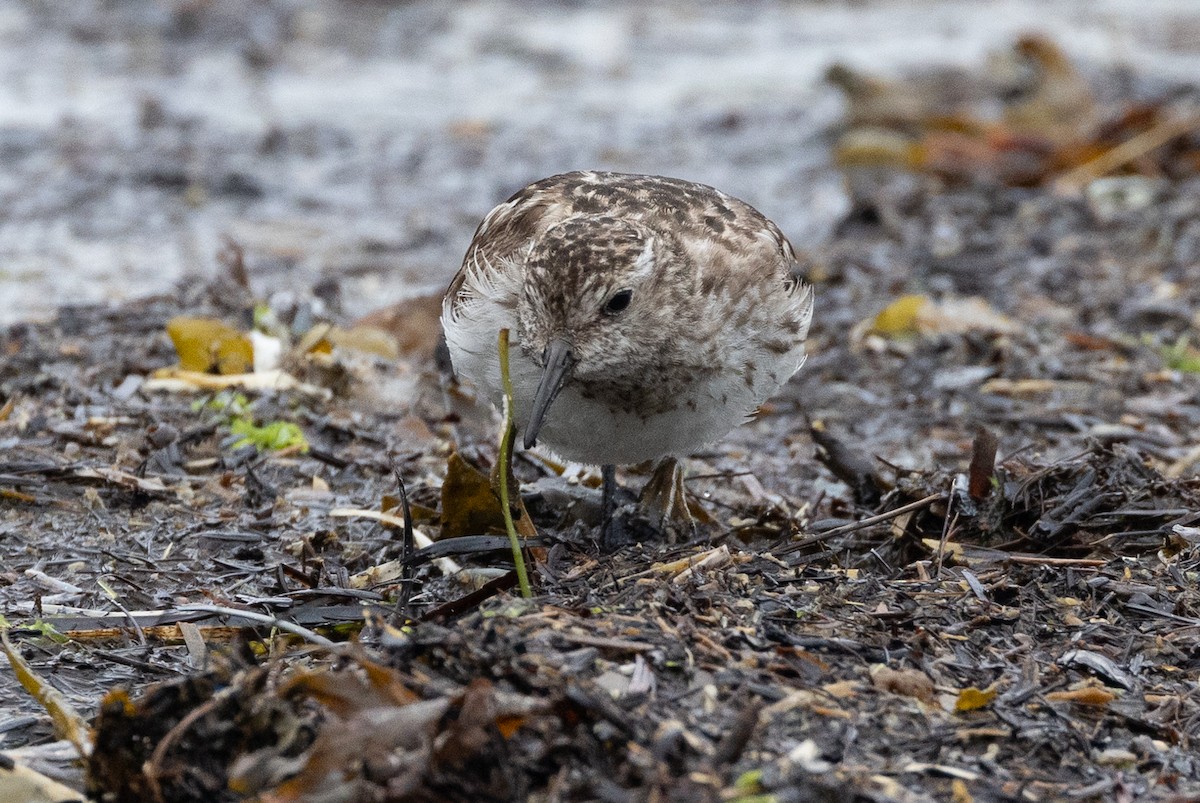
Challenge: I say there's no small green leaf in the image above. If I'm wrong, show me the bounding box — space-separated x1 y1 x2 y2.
229 418 309 452
734 769 764 791
25 621 70 644
1160 336 1200 373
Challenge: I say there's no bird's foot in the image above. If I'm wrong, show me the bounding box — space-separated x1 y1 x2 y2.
591 459 715 550
638 457 714 542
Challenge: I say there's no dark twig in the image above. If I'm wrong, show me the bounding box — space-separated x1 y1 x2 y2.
935 478 958 577
144 694 223 803
967 427 999 501
390 459 416 622
422 571 519 622
712 696 763 766
778 492 943 554
601 464 617 542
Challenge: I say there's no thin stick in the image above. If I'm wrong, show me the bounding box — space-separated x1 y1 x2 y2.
498 329 532 599
391 462 416 620
1004 555 1107 567
779 492 943 554
935 478 958 578
174 604 338 648
1055 113 1200 192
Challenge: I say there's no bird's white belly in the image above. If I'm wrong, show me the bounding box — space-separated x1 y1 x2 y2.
446 311 792 466
512 369 753 466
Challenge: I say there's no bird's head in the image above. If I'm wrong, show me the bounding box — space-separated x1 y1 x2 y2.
516 215 667 448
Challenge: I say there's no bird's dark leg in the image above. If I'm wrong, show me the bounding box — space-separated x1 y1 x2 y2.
601 464 617 541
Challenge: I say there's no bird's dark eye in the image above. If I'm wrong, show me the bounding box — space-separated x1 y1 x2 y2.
603 289 633 315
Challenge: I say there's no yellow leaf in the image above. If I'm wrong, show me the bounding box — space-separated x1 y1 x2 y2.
299 323 400 360
869 295 1020 339
834 128 922 169
916 296 1019 335
166 317 253 374
871 294 928 336
326 325 400 359
955 685 998 712
1 628 92 757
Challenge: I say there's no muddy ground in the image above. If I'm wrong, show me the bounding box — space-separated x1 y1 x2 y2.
4 3 1200 803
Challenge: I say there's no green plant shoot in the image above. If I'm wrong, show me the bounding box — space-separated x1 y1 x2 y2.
498 328 532 599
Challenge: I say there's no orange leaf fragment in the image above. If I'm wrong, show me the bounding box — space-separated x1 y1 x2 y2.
495 713 526 739
951 778 974 803
1045 686 1116 706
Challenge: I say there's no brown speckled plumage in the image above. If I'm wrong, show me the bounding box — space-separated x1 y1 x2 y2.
442 170 814 466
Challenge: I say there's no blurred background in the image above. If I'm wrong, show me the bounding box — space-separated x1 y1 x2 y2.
2 0 1199 325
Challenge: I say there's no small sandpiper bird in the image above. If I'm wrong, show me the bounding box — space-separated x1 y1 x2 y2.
442 171 814 533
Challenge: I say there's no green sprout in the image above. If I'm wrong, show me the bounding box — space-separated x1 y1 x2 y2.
498 328 532 599
1159 336 1200 373
11 620 69 644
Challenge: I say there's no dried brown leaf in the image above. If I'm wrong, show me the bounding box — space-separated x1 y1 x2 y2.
352 292 445 359
440 451 507 539
870 665 936 704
